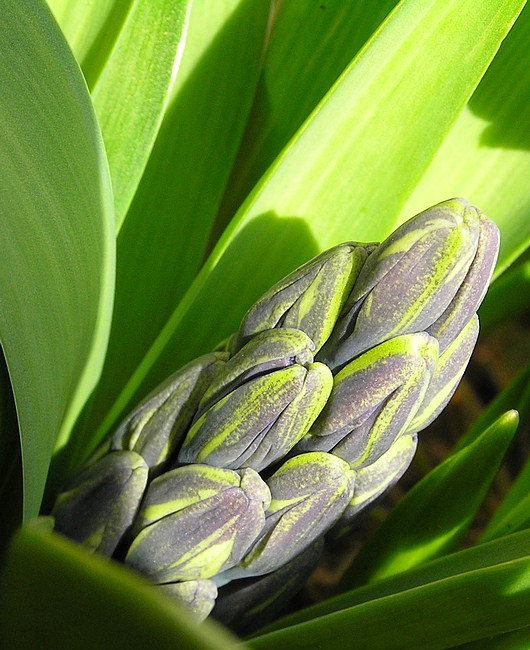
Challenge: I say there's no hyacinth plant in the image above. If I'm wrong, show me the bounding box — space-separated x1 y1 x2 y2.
1 1 530 649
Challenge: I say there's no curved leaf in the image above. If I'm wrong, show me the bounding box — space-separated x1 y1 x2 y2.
340 411 519 587
0 0 114 519
0 521 245 650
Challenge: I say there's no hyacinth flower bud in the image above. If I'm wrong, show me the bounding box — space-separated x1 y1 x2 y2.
230 242 377 354
333 433 418 535
426 215 499 353
212 538 324 634
52 451 148 556
406 315 479 435
111 352 227 474
157 580 218 621
178 329 333 471
125 465 270 583
297 333 438 468
220 452 355 581
319 198 481 371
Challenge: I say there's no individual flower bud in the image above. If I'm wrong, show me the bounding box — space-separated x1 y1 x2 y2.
212 538 324 635
320 198 481 371
111 352 226 474
231 243 377 354
52 451 148 557
426 215 499 352
220 452 355 581
157 580 218 621
178 330 333 471
406 315 479 435
198 329 316 415
297 333 438 468
125 465 270 583
333 433 418 535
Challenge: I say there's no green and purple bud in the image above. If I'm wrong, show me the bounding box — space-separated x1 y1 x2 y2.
52 450 148 557
125 465 270 583
212 538 324 634
297 333 438 468
230 243 376 354
111 352 226 474
406 315 479 435
178 330 333 471
220 452 355 580
320 199 483 371
157 580 218 621
333 433 418 535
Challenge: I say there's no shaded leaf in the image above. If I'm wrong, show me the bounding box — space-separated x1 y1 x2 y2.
0 0 114 519
0 521 246 650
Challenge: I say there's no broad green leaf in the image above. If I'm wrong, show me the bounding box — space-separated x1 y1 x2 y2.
256 528 530 634
479 258 530 333
250 553 530 650
403 3 530 278
67 0 272 462
91 0 191 229
90 0 526 442
0 521 245 650
340 411 519 587
0 0 114 519
46 0 134 84
213 0 400 240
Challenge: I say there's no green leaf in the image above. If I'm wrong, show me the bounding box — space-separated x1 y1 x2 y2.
90 0 526 441
70 0 272 458
0 0 114 519
0 521 246 650
451 627 530 650
255 528 530 634
45 0 134 83
91 0 191 229
340 411 519 587
403 4 530 278
213 0 400 239
250 550 530 650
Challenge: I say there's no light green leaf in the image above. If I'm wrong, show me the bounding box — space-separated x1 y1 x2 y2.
256 528 530 634
213 0 400 239
479 258 530 333
403 4 530 278
91 0 191 229
250 551 530 650
340 411 519 587
0 521 246 650
69 0 272 459
45 0 133 83
0 0 114 519
90 0 525 441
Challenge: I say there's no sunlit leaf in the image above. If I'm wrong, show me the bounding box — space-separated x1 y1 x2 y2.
0 0 114 519
90 0 525 442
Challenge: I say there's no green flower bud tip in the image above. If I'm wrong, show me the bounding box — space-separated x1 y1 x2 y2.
52 450 148 557
157 580 218 621
125 465 270 583
220 452 355 580
334 433 418 534
111 352 226 474
320 198 482 370
406 314 479 435
212 538 324 634
232 242 377 354
298 332 438 468
179 330 333 471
